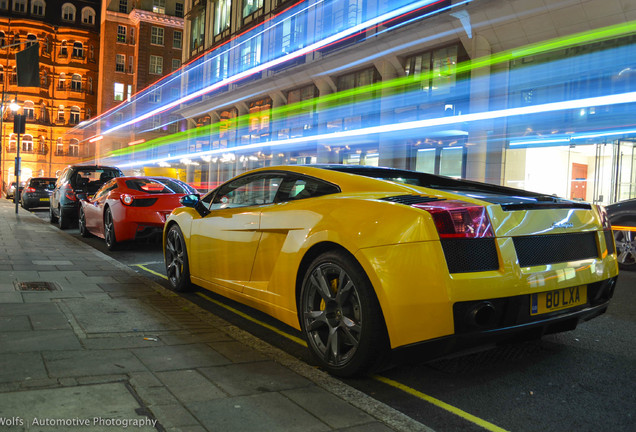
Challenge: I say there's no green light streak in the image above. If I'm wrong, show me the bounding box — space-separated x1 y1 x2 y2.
104 19 636 160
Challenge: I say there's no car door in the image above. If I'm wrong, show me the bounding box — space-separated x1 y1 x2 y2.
84 180 118 235
189 173 284 293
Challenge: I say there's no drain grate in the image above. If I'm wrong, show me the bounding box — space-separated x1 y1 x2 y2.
14 281 61 291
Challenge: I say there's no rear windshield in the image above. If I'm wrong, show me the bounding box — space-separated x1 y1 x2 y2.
71 169 121 187
125 178 196 194
30 179 56 190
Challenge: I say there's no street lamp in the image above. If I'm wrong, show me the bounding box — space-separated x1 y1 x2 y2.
11 101 25 214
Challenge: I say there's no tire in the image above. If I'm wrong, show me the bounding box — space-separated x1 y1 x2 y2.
614 229 636 271
165 224 192 292
58 206 70 230
79 208 91 238
49 205 58 224
299 250 389 377
104 207 118 250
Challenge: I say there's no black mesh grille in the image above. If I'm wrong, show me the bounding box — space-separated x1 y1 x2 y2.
380 195 445 205
604 230 616 255
440 238 500 273
513 232 599 267
130 198 158 207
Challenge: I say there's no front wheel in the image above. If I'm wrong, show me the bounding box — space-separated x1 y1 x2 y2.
104 208 118 250
165 225 192 292
299 250 389 377
614 229 636 271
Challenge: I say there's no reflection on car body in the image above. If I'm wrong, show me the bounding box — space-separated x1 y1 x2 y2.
606 198 636 271
163 165 619 376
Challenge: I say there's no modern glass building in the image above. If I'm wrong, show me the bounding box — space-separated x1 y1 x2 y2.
73 0 636 204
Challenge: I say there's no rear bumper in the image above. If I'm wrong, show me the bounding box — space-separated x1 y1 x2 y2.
22 194 51 208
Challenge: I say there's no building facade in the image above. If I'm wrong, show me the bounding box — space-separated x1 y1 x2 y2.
85 0 636 204
0 0 100 188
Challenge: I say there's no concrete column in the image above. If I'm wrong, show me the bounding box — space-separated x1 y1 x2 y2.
313 77 338 163
374 58 406 168
465 34 492 182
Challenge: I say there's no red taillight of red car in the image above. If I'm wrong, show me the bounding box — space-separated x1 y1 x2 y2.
25 187 36 193
414 200 495 238
120 194 134 206
62 184 77 201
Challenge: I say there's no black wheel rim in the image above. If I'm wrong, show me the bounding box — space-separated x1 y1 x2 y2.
104 210 115 247
79 210 86 234
165 228 184 287
302 263 362 368
615 230 636 266
58 207 63 227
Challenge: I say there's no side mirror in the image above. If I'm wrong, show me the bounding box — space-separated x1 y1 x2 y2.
76 192 88 201
180 194 209 217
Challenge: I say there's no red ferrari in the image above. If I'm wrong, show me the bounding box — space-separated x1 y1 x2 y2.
79 176 198 250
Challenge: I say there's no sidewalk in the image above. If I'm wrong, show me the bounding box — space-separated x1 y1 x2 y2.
0 199 432 432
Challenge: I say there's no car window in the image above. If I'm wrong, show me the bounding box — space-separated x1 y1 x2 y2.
276 176 340 202
210 174 284 209
31 179 56 190
93 179 118 200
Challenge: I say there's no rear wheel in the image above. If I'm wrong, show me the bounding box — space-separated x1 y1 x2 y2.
165 225 192 292
79 208 91 238
58 206 70 230
299 250 389 377
614 228 636 271
104 208 118 250
49 205 58 224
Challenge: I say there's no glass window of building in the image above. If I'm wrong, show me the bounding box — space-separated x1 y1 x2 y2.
61 3 75 21
243 0 263 18
284 85 317 139
149 88 161 103
0 32 4 47
173 30 182 49
213 52 228 79
56 138 63 155
60 40 67 56
149 55 163 74
88 76 92 93
70 106 80 124
0 0 7 9
0 65 4 83
114 83 124 101
41 70 47 86
32 0 45 16
172 59 180 71
191 10 205 49
57 105 64 122
129 28 135 45
116 54 125 72
26 34 37 48
72 42 83 58
332 67 381 132
22 135 33 152
240 34 262 68
128 56 134 73
71 74 82 91
69 138 79 156
213 0 230 36
118 0 127 13
39 103 47 121
151 27 164 45
58 72 66 89
175 2 183 17
152 0 165 14
82 7 96 24
117 25 126 43
13 0 27 13
24 101 34 119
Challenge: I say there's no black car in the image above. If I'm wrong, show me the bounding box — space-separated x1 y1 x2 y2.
5 181 25 201
49 165 124 229
20 177 57 210
606 198 636 271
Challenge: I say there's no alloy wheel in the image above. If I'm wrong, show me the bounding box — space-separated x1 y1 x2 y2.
614 229 636 270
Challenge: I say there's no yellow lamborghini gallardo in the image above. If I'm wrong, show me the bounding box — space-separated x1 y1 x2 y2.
163 165 618 376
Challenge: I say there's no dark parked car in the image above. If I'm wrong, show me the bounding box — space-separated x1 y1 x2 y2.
606 198 636 271
5 181 25 201
21 177 57 209
49 165 124 229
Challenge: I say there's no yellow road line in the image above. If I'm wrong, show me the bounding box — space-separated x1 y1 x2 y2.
132 263 506 431
371 375 510 432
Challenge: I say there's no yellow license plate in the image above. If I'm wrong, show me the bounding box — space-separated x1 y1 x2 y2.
531 285 587 315
40 198 50 201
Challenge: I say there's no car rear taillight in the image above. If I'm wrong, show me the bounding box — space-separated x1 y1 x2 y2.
25 187 36 193
120 194 134 206
596 205 611 231
62 184 77 201
414 200 494 238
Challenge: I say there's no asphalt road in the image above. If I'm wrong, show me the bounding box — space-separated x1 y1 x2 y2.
30 207 636 432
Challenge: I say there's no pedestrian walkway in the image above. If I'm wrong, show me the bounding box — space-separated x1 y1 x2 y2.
0 199 431 432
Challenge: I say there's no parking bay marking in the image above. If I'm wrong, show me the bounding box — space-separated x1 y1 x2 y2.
132 263 508 432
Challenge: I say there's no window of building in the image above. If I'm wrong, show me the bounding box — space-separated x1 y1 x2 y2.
152 115 161 129
127 85 132 101
86 107 91 119
117 25 126 43
114 83 124 101
60 40 68 56
173 31 182 49
26 34 37 48
129 28 135 44
168 115 179 133
13 0 27 13
118 0 127 13
56 138 64 155
57 105 65 122
242 0 263 18
0 0 7 10
152 0 165 14
284 85 317 138
0 32 5 47
0 65 4 84
82 7 96 24
22 135 34 153
38 136 46 154
241 34 262 68
70 107 80 124
149 55 163 74
69 138 79 156
214 0 230 36
12 35 21 51
32 0 45 16
191 10 205 49
58 72 66 89
116 54 125 72
41 70 48 87
87 76 93 93
151 27 164 45
71 74 82 91
213 52 228 79
62 3 76 21
23 101 35 119
149 88 161 103
72 41 83 58
172 59 181 72
40 103 47 121
175 2 183 17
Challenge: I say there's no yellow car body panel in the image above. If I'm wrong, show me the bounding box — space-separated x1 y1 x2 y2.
164 165 619 358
